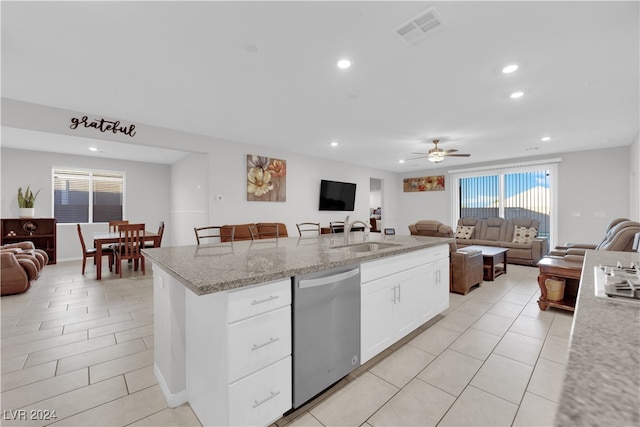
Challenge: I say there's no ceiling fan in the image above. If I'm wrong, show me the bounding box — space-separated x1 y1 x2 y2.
409 139 471 163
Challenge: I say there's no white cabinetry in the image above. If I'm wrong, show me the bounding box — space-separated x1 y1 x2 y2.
361 245 449 363
185 278 292 427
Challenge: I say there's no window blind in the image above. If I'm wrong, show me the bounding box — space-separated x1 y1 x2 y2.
53 169 125 224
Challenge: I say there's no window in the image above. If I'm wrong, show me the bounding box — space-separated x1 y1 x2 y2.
450 159 560 245
53 169 125 223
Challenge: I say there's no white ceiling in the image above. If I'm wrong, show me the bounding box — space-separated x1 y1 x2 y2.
1 1 638 172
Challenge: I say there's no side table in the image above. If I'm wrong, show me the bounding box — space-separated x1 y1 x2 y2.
537 257 583 311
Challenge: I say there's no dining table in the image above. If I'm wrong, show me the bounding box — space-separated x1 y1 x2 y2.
92 231 159 280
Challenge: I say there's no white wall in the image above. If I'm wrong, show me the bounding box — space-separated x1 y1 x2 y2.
397 146 632 245
199 135 400 234
170 153 208 246
0 147 170 261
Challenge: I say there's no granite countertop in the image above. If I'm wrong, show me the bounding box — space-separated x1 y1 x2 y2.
555 250 640 427
142 233 453 296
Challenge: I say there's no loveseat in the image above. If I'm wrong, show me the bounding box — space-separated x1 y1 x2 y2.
455 217 548 266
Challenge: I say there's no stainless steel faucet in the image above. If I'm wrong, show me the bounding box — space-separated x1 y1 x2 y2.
344 215 370 234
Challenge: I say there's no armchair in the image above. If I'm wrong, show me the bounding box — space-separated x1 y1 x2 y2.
1 252 36 296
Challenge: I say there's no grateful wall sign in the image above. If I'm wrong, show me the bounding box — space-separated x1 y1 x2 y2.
403 175 445 192
70 116 136 137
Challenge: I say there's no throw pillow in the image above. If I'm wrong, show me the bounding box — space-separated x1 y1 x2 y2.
512 225 538 244
456 225 474 240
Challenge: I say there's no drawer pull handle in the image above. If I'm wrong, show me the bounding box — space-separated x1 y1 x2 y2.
252 337 280 351
252 390 280 408
251 295 279 305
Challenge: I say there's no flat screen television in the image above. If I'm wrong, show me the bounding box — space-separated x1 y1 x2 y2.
319 179 356 211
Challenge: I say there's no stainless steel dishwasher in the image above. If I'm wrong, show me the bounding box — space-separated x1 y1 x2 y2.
292 264 361 408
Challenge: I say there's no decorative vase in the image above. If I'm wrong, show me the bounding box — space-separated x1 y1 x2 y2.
19 208 35 218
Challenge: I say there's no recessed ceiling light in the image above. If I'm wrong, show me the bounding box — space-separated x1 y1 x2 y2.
398 159 405 164
510 91 524 99
89 147 98 152
330 141 339 147
502 64 519 74
541 136 551 142
337 59 351 69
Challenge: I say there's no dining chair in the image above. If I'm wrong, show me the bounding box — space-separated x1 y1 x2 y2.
330 221 345 234
249 224 279 240
114 223 145 278
77 224 113 275
194 226 235 244
296 222 321 236
109 220 129 232
145 221 165 248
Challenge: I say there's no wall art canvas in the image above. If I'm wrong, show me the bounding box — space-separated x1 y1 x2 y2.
247 155 287 202
403 175 445 192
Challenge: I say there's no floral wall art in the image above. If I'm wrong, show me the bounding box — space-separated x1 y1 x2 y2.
247 155 287 202
403 175 445 192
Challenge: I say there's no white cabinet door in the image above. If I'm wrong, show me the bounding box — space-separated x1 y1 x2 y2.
432 257 450 315
417 258 450 324
391 268 421 339
361 265 425 363
361 275 395 363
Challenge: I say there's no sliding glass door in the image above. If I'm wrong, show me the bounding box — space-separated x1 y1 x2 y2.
451 159 559 245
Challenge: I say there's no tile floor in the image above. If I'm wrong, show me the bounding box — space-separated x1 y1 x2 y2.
1 260 571 426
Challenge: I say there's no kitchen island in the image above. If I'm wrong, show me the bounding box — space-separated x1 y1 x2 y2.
143 233 453 427
555 250 640 426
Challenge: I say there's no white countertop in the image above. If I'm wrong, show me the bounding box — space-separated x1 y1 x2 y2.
554 250 640 426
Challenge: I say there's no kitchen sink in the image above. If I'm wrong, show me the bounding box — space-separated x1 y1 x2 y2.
333 242 401 252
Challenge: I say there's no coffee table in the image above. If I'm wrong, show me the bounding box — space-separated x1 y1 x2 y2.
462 245 508 281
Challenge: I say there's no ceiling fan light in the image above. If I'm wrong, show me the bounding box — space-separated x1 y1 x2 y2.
428 154 444 163
502 64 518 74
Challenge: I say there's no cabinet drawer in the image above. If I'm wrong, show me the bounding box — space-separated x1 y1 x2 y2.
228 306 291 382
361 246 448 283
227 278 291 323
228 356 292 427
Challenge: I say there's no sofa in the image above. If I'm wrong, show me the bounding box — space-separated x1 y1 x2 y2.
220 223 289 242
454 217 548 266
408 220 457 252
549 219 640 259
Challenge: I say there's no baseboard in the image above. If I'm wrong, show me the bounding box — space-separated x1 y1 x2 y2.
154 363 187 408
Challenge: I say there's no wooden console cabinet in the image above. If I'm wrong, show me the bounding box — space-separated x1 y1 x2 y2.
537 257 581 311
1 218 57 264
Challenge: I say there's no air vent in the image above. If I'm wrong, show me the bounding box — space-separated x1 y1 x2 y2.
395 7 448 46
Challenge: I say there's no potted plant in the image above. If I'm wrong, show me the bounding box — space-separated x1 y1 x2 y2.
18 186 40 218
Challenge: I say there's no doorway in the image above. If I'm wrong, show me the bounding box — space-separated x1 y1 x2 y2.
369 178 383 233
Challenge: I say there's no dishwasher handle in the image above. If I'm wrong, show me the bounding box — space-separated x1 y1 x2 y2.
298 267 360 289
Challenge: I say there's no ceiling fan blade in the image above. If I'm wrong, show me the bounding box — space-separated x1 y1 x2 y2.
444 153 471 157
411 152 428 155
406 156 429 161
443 149 459 154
